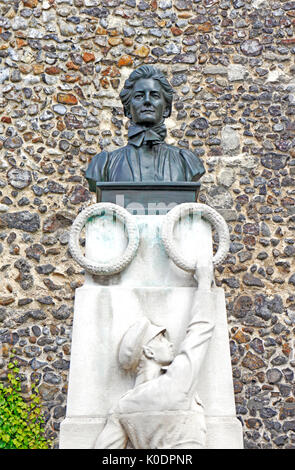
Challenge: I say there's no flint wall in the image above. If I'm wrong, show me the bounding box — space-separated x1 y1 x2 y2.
0 0 295 449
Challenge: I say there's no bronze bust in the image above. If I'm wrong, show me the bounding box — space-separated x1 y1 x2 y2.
86 65 205 192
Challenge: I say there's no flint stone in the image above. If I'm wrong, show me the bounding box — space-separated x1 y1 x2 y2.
284 245 295 257
0 211 40 232
12 16 28 30
81 7 109 17
32 325 41 337
243 223 259 236
69 185 91 204
0 204 9 212
35 264 55 275
283 368 294 382
287 309 295 325
0 159 9 171
44 371 61 385
0 68 10 84
250 338 264 355
24 345 41 358
271 355 288 366
85 0 100 5
40 110 54 121
151 47 165 57
26 29 43 39
47 181 66 194
260 221 271 237
279 403 295 420
26 309 46 320
59 231 69 245
165 43 181 55
64 113 83 130
267 295 282 314
254 294 282 321
37 337 54 346
25 243 45 261
172 53 196 64
54 406 66 419
53 104 67 115
223 277 239 288
43 211 74 232
52 304 72 320
0 309 6 323
175 0 192 9
189 118 209 130
278 384 291 398
283 421 295 433
58 19 75 36
242 351 265 370
283 2 295 10
206 185 233 209
14 258 31 273
18 299 33 307
257 252 268 261
32 185 43 197
159 0 172 8
3 136 23 149
241 40 263 56
39 383 59 400
221 126 240 152
238 251 252 263
233 0 245 8
203 65 228 75
261 153 289 170
0 331 19 345
37 296 54 305
58 139 71 153
243 273 265 288
52 358 70 370
230 242 243 254
259 408 277 419
266 368 282 384
253 0 269 7
228 64 248 81
7 168 32 189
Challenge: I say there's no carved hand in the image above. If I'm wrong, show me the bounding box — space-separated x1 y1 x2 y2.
193 250 215 291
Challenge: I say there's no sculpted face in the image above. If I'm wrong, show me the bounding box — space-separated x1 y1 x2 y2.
144 332 174 366
128 78 170 126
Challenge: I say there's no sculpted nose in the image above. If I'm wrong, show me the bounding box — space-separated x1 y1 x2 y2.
144 92 152 104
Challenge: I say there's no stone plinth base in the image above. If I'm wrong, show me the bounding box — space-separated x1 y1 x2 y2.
59 214 243 449
60 416 243 450
60 417 104 450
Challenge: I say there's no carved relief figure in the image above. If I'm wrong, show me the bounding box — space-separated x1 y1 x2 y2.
94 264 215 449
86 65 205 190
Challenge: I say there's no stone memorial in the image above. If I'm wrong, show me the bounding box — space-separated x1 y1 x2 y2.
59 66 244 449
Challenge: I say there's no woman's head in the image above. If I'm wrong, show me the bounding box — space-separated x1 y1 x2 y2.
119 65 174 121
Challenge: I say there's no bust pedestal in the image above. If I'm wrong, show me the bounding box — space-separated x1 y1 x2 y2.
59 209 243 449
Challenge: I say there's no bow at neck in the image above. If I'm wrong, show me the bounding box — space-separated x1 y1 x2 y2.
128 121 167 147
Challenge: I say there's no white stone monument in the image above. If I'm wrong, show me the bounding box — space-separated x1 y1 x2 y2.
59 202 244 449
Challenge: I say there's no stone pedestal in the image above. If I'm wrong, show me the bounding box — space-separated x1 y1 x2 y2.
59 213 243 449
